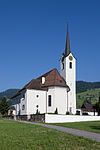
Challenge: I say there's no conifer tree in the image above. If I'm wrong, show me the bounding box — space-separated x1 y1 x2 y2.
0 96 10 115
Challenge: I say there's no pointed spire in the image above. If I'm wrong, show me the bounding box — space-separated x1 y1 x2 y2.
65 22 71 57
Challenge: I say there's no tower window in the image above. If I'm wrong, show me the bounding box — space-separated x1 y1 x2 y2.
69 62 72 69
62 63 64 69
48 95 51 107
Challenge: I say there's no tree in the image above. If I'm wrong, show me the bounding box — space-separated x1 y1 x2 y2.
0 96 10 115
54 108 58 114
96 100 100 116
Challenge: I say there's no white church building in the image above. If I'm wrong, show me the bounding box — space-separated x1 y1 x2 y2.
11 24 76 117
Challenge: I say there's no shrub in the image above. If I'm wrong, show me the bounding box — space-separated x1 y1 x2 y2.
54 108 58 114
66 111 70 115
36 109 40 115
82 112 88 115
0 113 2 119
76 110 80 115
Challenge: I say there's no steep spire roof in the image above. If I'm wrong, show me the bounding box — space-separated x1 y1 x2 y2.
65 23 71 57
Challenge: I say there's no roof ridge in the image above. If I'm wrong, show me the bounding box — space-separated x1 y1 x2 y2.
37 68 57 79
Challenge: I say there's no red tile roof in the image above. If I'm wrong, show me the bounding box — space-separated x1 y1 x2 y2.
11 68 68 99
10 106 16 110
81 104 96 112
37 68 67 88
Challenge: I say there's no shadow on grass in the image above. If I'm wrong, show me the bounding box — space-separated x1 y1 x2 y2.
90 126 100 130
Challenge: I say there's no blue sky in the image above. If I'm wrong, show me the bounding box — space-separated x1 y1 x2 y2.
0 0 100 92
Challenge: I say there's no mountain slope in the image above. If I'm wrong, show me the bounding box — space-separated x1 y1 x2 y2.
0 89 19 101
76 81 100 93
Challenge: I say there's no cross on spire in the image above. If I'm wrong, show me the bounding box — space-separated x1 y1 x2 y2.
65 22 71 57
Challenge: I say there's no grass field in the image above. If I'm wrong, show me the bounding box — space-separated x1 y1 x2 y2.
0 119 100 150
52 121 100 133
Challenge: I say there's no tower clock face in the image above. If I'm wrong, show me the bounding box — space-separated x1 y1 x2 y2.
69 56 73 61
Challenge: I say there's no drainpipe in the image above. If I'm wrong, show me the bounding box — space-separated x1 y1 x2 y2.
67 91 68 112
46 91 47 113
67 87 70 112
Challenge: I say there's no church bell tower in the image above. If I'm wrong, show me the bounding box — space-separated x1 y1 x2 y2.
60 23 76 114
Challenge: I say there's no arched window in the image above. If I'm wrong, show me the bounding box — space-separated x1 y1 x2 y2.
48 95 51 107
69 62 72 69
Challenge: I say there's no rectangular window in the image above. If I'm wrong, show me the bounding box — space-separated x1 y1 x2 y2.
62 63 64 69
69 62 72 69
48 95 51 107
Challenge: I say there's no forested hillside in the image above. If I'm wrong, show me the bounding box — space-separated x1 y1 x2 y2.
76 81 100 93
0 89 19 101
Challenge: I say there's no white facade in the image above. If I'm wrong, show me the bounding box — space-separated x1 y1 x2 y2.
27 89 46 115
12 86 69 116
61 53 76 114
47 86 68 114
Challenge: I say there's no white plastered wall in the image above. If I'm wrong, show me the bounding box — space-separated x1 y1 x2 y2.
47 86 68 114
26 89 46 115
61 53 76 114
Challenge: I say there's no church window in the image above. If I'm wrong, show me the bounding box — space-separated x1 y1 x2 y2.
22 105 25 110
62 63 64 69
48 95 51 107
36 95 39 98
36 105 39 108
69 62 72 69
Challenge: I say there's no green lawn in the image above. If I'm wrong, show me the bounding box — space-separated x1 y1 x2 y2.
0 119 100 150
52 121 100 133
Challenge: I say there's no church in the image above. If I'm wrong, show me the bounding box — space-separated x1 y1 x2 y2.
11 24 76 117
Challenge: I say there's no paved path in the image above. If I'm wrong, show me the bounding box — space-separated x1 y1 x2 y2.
18 120 100 142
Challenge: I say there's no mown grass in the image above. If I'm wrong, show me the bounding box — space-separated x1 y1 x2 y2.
52 121 100 133
0 119 100 150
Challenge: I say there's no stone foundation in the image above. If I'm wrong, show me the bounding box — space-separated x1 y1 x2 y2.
30 114 45 122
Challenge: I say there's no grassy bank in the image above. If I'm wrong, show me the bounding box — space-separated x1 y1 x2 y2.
0 119 100 150
52 121 100 133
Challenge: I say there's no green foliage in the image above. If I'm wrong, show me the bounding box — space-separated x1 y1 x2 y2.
0 96 10 115
82 112 88 115
76 88 100 108
96 100 100 115
54 108 58 114
66 111 70 115
0 113 2 118
76 110 80 115
0 120 100 150
77 81 100 93
36 109 40 115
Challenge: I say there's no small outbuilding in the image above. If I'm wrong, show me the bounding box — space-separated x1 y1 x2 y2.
81 103 98 116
